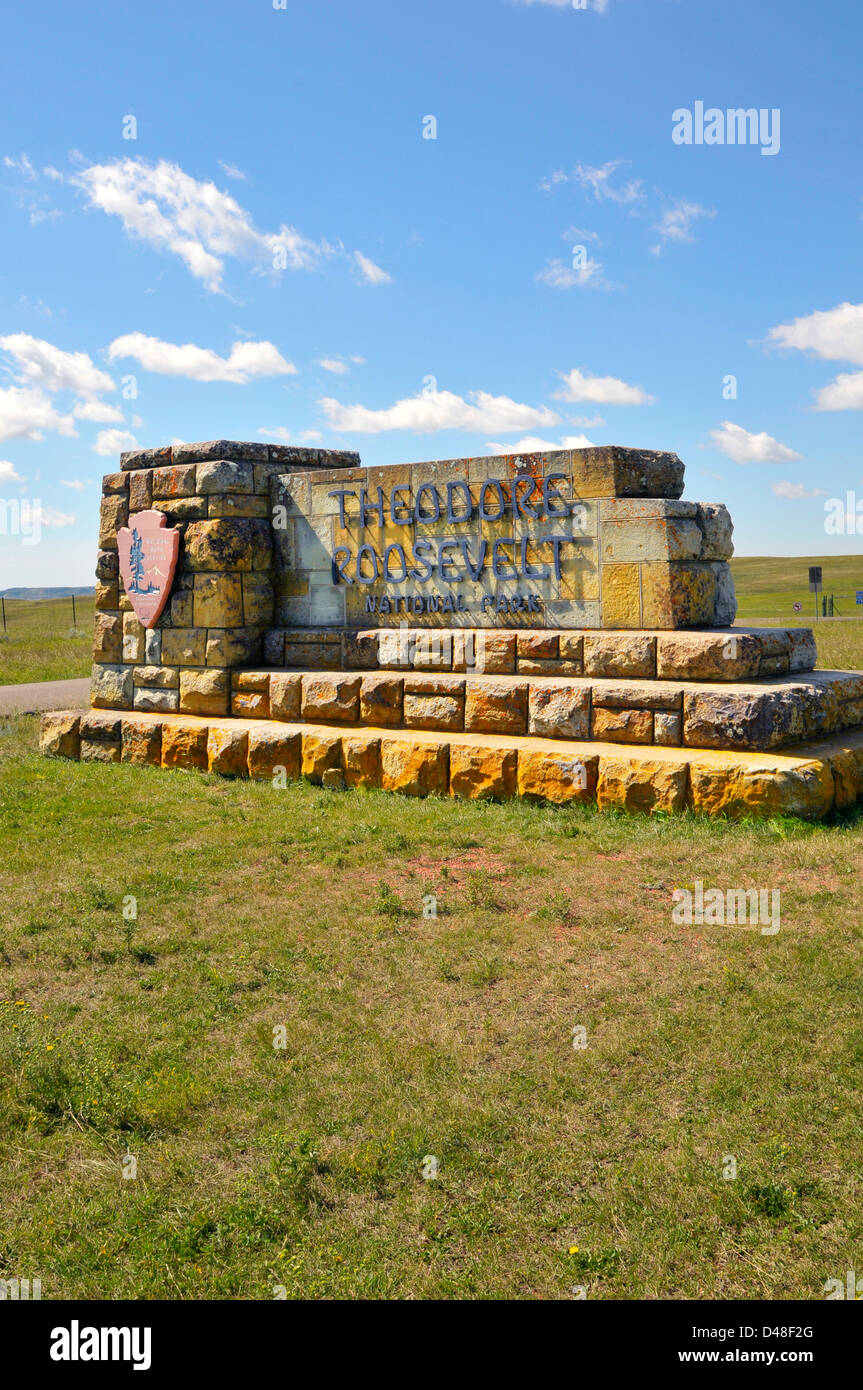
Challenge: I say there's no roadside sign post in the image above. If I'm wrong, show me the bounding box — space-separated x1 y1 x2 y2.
809 566 823 622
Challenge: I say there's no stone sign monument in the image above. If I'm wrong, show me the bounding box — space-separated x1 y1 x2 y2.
40 440 863 818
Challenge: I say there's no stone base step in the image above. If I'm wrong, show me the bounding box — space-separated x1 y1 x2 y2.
261 624 817 682
40 709 863 820
208 666 863 753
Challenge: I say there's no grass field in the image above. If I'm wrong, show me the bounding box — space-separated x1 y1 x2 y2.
730 555 863 626
2 705 863 1300
0 595 94 685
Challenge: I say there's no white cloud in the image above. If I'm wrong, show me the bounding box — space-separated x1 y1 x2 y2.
35 504 76 527
767 301 863 365
258 427 323 443
771 480 825 499
813 370 863 411
553 367 653 406
73 400 126 423
317 357 350 374
107 332 296 384
0 460 23 482
218 161 248 181
0 333 114 398
511 0 608 6
0 386 77 442
540 160 642 203
485 433 595 453
4 153 36 180
650 200 715 254
319 388 559 435
710 421 801 464
93 428 138 456
535 255 609 290
60 478 84 489
353 251 392 285
71 157 339 294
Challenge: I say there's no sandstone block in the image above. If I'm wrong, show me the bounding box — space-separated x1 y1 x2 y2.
40 712 80 759
464 679 528 734
179 669 230 716
600 563 640 628
95 549 119 581
360 674 404 725
472 632 516 674
302 731 342 782
207 725 249 776
128 469 153 512
449 743 517 799
196 459 254 494
102 472 127 495
161 722 209 770
161 628 207 667
185 518 271 572
152 497 208 522
517 749 597 804
698 503 734 560
144 628 162 664
242 572 274 626
133 687 179 713
642 563 716 629
270 672 302 720
95 582 119 612
231 690 269 718
682 687 807 752
81 739 121 763
207 494 270 518
193 573 243 627
528 681 590 739
592 707 653 744
342 734 382 788
654 712 682 746
263 630 286 665
689 756 834 821
91 662 133 709
93 612 122 663
133 664 179 688
517 631 558 660
122 612 145 663
99 494 128 550
121 717 162 764
152 464 197 499
301 674 361 722
584 634 655 679
380 738 449 796
655 631 761 682
205 628 261 667
404 693 463 731
247 727 301 780
597 756 688 814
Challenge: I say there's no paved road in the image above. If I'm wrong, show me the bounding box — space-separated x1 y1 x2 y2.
0 677 90 715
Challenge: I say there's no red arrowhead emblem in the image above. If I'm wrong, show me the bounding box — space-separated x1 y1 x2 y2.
117 510 180 629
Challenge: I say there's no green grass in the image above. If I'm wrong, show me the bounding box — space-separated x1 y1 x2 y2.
0 596 95 685
731 554 863 626
2 712 863 1300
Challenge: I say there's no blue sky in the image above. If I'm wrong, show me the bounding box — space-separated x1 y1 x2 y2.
1 0 862 585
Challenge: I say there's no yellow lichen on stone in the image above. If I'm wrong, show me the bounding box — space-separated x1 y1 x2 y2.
600 563 640 628
597 755 688 814
449 742 517 799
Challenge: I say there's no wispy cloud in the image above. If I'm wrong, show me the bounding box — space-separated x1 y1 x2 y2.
650 199 715 255
771 480 825 499
93 428 138 456
767 302 863 410
0 460 23 483
535 255 610 290
107 332 296 383
353 251 392 285
485 433 595 453
710 420 801 464
540 160 642 204
258 427 323 443
319 388 559 435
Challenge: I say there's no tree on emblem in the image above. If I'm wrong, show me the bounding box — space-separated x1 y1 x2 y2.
128 527 146 593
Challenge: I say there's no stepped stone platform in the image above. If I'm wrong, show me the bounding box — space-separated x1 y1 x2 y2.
40 438 863 819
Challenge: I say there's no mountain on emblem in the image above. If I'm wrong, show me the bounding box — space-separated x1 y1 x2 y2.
117 509 180 629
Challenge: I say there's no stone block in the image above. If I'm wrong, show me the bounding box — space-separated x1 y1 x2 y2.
102 472 127 495
121 717 162 764
654 712 682 746
517 631 558 660
263 630 286 665
196 459 254 494
185 517 271 572
207 725 249 776
472 632 516 674
179 669 230 716
120 445 172 471
152 464 197 498
584 634 656 679
380 738 449 795
600 563 640 628
360 674 403 725
302 731 343 782
93 612 122 663
40 712 80 759
144 628 162 664
342 733 381 788
517 748 597 804
133 687 179 714
688 756 834 821
152 497 207 522
128 469 153 512
207 494 270 518
95 549 119 581
232 691 269 718
122 611 145 663
301 674 361 722
81 739 121 763
205 629 261 667
161 722 209 770
655 631 761 682
247 727 302 781
95 581 119 612
132 664 179 688
592 708 653 744
404 693 464 731
641 564 716 629
698 503 734 560
161 628 207 667
270 672 302 720
91 662 133 709
193 573 243 627
242 572 274 626
597 756 688 814
528 681 590 739
464 679 528 734
449 743 517 799
99 494 128 550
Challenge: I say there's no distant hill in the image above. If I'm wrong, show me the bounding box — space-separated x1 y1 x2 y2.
0 587 95 600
